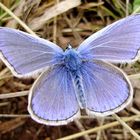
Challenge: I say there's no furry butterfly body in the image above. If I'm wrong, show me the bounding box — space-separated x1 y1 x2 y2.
0 14 140 126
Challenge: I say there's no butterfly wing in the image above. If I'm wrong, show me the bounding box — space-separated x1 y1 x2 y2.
28 65 80 126
77 14 140 62
0 27 63 77
80 60 133 116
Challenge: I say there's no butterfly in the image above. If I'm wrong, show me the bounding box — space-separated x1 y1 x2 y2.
0 14 140 126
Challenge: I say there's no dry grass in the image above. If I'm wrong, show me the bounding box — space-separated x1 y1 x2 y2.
0 0 140 140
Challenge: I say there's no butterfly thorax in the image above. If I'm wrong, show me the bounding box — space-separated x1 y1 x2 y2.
64 46 82 71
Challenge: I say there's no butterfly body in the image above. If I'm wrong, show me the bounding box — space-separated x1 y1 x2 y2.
63 45 82 71
60 45 86 108
1 14 140 126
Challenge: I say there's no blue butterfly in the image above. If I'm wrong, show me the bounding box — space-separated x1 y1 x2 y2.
0 14 140 126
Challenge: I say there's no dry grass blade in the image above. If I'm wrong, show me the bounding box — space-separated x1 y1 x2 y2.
125 0 129 16
0 102 9 107
96 118 105 140
64 13 82 43
5 0 26 29
0 68 10 77
53 0 59 43
74 120 91 140
131 107 140 114
112 114 140 140
0 75 13 80
0 2 36 36
57 114 140 140
0 114 30 118
0 91 29 99
128 73 140 80
28 0 81 30
79 2 104 9
0 2 18 20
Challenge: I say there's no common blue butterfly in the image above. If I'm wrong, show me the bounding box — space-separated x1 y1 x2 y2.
0 14 140 126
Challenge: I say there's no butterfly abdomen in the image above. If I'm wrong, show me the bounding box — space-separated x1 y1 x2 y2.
72 73 86 109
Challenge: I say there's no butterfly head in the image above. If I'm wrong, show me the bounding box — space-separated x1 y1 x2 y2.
64 45 82 71
65 44 72 50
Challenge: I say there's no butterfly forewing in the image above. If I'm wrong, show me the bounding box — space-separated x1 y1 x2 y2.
78 14 140 63
80 60 133 116
0 27 63 77
28 65 80 126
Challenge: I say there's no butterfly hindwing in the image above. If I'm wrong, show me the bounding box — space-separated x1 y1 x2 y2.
28 65 80 126
80 60 133 116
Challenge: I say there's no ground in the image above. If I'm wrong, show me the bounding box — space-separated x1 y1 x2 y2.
0 0 140 140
